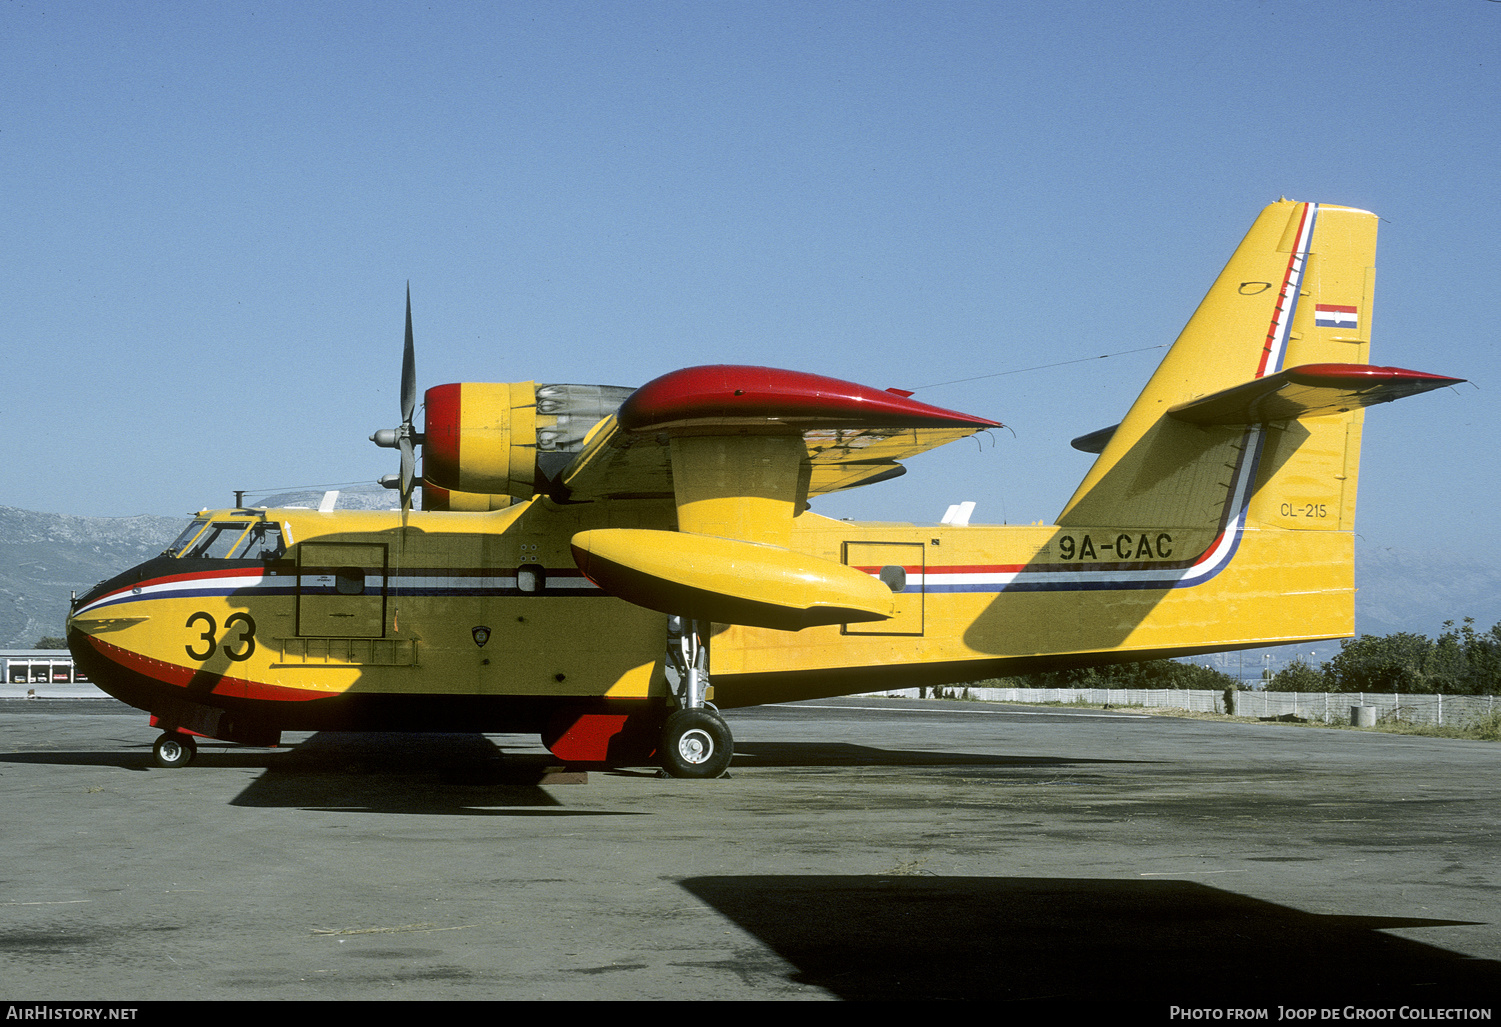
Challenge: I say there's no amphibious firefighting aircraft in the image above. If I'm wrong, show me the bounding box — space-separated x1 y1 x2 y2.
68 200 1461 776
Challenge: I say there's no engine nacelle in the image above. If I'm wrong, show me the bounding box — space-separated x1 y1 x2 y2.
422 381 633 498
418 483 514 512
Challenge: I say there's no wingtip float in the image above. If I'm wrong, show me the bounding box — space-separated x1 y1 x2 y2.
70 199 1461 778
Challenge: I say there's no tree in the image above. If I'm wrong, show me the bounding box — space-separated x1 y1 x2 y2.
987 621 1501 696
1267 658 1324 692
1323 632 1433 693
1464 621 1501 694
33 636 66 650
1014 658 1237 690
1424 619 1501 695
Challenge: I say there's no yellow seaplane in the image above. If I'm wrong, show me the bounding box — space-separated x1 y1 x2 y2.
68 200 1461 776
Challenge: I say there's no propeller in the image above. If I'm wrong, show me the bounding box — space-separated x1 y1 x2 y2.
371 284 423 510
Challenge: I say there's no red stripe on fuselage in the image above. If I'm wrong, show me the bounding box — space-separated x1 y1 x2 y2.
91 565 257 606
83 634 325 703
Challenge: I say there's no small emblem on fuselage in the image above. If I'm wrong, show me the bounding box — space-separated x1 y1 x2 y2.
472 626 491 648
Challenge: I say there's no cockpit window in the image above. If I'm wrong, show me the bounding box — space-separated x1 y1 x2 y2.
227 523 286 561
164 519 210 557
181 522 251 560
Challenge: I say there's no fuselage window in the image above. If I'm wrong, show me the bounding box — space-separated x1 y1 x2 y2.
334 567 366 596
517 564 546 594
878 565 907 592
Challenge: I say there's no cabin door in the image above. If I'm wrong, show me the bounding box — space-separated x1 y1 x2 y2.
297 542 389 638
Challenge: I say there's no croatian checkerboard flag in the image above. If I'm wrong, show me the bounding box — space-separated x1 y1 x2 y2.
1315 304 1358 329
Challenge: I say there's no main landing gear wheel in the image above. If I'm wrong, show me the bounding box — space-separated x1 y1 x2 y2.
660 708 732 779
153 732 197 768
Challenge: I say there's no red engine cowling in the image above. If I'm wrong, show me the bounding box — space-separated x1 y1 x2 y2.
420 381 633 506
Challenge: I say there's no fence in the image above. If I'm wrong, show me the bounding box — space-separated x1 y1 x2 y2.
869 686 1501 727
1228 689 1498 727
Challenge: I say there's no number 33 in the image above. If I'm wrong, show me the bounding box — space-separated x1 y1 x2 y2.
184 611 256 662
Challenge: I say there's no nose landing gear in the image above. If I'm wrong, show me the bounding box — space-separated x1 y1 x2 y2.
152 732 197 768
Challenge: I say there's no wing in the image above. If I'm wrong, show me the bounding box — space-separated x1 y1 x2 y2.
553 365 1000 503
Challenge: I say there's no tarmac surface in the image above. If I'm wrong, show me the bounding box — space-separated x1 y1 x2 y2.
1 696 1498 1005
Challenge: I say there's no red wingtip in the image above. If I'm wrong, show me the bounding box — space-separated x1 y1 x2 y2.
618 365 1000 431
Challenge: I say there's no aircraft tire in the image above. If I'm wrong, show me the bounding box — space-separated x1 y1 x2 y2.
660 708 732 779
153 732 197 769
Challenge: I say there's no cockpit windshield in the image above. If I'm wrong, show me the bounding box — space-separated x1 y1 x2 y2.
165 519 287 560
185 522 252 559
163 519 209 557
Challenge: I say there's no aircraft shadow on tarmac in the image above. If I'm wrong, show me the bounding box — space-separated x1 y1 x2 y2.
219 735 1143 812
218 735 1149 813
223 732 643 816
0 748 167 770
679 875 1501 1002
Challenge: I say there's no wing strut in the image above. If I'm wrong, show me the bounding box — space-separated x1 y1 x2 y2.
665 615 712 711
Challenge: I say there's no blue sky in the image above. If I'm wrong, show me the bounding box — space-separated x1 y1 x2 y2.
5 0 1496 559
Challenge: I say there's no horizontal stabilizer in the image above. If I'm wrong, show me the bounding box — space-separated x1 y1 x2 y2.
1070 424 1118 454
1167 364 1463 427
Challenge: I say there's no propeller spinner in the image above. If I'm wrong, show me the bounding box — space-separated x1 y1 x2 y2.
370 285 423 507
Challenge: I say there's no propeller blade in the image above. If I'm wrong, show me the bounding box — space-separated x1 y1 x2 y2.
401 284 416 427
399 436 415 503
374 284 421 509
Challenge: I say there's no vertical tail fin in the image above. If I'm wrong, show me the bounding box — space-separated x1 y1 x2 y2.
1008 201 1456 656
1058 200 1379 532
